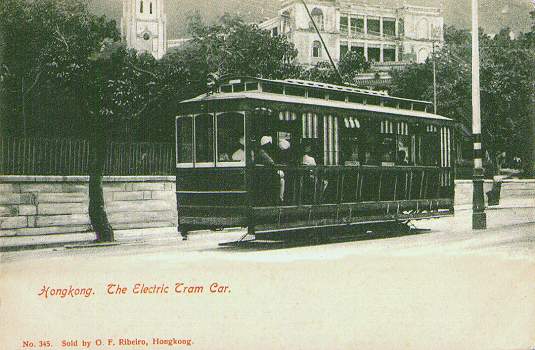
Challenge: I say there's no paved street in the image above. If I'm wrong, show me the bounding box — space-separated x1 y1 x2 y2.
2 206 535 263
1 207 535 350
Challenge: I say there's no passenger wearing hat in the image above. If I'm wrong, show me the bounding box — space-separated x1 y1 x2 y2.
257 136 275 166
277 139 292 165
256 136 286 204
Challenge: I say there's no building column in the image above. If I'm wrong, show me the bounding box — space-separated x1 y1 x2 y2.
364 16 368 35
395 45 399 62
395 18 399 37
380 17 384 37
364 42 368 61
380 44 384 63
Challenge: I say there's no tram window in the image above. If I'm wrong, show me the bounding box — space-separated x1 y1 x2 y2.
176 117 193 164
263 83 284 94
342 136 360 165
422 134 440 166
195 114 214 163
397 135 411 165
245 82 259 91
380 137 396 164
383 99 397 108
362 133 378 165
399 100 412 110
329 92 346 102
367 96 380 105
220 84 233 93
323 115 339 166
217 113 245 164
414 103 427 112
348 95 364 104
308 89 325 99
233 83 245 92
286 86 306 97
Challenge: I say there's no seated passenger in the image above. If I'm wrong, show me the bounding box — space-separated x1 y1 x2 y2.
301 144 327 202
397 150 409 166
364 151 379 166
278 139 292 165
231 136 245 162
257 136 275 166
344 144 360 166
302 144 317 166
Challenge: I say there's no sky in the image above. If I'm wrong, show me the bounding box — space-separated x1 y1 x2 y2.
88 0 534 39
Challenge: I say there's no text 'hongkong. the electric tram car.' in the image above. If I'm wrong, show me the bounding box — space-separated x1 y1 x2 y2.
176 76 455 241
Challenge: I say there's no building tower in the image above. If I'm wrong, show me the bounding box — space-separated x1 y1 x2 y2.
121 0 167 59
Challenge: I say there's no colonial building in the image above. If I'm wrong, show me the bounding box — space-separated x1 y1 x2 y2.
121 0 169 59
260 0 444 66
120 0 444 81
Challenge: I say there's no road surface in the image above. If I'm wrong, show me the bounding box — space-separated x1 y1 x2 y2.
1 207 534 350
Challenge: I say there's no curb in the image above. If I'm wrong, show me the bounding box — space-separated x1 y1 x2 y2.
0 227 180 253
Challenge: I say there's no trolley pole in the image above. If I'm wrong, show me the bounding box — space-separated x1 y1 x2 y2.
471 0 486 229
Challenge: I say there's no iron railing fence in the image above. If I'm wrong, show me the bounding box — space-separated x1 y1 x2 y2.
0 137 175 176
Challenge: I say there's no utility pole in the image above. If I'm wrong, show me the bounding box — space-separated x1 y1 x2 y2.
471 0 486 229
529 70 535 177
432 41 437 114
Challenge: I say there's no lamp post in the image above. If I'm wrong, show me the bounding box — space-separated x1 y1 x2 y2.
471 0 486 229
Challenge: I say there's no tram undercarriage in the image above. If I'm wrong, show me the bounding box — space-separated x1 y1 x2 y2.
178 197 453 242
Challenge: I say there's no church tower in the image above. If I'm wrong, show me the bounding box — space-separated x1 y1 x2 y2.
121 0 167 59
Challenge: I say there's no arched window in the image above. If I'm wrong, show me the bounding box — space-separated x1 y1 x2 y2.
312 41 322 58
150 1 153 14
311 8 324 31
140 0 144 13
418 47 429 63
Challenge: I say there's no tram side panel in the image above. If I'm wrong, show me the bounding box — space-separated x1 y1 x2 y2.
176 168 249 230
250 165 455 235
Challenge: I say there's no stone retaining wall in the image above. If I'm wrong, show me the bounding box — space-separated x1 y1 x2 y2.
0 176 177 237
1 176 533 239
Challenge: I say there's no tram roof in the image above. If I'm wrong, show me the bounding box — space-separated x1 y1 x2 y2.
180 76 452 122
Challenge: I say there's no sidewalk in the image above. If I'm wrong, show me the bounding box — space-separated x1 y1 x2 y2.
1 204 534 253
0 227 179 252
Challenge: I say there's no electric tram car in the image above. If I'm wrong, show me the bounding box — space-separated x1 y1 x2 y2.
175 76 455 241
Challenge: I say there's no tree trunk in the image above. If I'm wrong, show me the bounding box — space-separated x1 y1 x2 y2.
89 123 114 242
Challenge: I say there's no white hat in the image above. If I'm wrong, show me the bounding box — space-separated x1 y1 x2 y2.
239 136 245 146
278 139 290 150
260 136 272 146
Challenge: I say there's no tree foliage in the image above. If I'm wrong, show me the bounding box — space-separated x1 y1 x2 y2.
391 25 535 171
0 5 302 141
182 13 300 81
299 50 370 85
0 0 119 137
